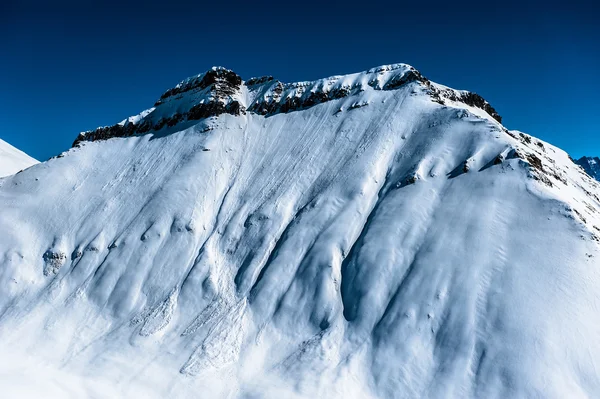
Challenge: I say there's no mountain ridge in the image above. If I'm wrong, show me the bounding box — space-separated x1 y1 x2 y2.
73 64 501 147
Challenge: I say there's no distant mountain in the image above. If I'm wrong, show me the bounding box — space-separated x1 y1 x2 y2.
576 156 600 180
1 64 600 398
0 139 37 177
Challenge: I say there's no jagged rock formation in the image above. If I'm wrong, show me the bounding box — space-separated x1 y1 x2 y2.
73 64 501 147
72 68 246 146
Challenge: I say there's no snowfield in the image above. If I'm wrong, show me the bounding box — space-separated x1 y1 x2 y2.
1 64 600 398
0 139 37 177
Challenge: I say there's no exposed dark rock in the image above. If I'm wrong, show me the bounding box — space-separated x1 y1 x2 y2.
157 68 242 103
519 133 532 144
381 69 427 90
72 65 503 146
457 92 501 123
249 68 426 117
166 113 184 127
505 130 518 140
43 250 67 276
136 120 153 134
349 101 369 110
246 76 274 86
463 160 471 173
435 89 502 123
526 153 544 171
536 141 545 151
73 68 245 146
249 84 355 116
573 209 587 224
73 124 130 146
406 174 418 185
188 101 245 120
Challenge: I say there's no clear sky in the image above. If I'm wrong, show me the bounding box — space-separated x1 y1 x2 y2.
1 0 598 161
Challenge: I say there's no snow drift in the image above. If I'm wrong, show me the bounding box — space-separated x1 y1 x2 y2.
1 64 600 398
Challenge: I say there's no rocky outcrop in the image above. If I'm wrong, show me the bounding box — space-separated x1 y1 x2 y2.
442 90 502 123
245 76 275 86
427 85 502 123
73 68 245 147
380 68 427 90
43 249 67 276
248 82 353 115
154 68 242 106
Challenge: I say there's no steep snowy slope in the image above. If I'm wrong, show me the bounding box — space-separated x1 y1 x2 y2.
0 139 38 177
1 64 600 399
576 156 600 181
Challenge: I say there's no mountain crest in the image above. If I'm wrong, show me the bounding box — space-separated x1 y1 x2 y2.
73 64 501 146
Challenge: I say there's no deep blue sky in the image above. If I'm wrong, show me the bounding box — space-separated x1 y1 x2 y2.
1 0 598 161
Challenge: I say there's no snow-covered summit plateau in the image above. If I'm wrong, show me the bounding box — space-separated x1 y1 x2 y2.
1 64 600 398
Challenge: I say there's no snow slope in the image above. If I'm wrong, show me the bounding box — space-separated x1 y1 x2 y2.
1 64 600 398
0 139 37 177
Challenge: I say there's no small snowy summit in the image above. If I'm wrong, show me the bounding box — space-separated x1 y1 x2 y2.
1 63 600 398
576 156 600 181
0 139 37 177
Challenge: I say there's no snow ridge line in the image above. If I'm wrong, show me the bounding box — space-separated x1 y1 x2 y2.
71 64 501 147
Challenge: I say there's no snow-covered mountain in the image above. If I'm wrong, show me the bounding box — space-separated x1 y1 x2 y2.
1 64 600 399
0 139 37 177
576 156 600 181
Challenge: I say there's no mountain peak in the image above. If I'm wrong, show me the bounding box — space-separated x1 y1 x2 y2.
0 139 38 177
576 156 600 180
154 66 243 106
73 63 501 146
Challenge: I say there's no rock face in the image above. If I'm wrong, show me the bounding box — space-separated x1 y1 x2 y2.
1 63 600 399
73 64 502 146
42 250 67 276
576 156 600 180
431 87 502 123
155 68 242 105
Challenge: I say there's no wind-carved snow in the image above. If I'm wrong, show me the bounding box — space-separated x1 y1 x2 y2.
180 296 226 337
180 298 247 375
0 64 600 398
132 286 179 336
